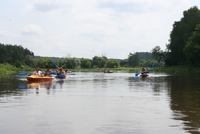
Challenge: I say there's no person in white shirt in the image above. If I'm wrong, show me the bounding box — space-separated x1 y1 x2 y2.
33 66 43 76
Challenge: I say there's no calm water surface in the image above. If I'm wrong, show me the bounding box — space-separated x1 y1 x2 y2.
0 71 200 134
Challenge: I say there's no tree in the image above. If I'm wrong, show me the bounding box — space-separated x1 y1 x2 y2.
80 58 92 68
0 43 34 66
183 24 200 66
166 6 200 65
92 56 107 68
24 55 36 67
106 59 119 68
63 58 80 69
119 59 128 67
128 52 139 67
151 46 165 63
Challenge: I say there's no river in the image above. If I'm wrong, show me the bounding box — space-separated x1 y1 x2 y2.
0 71 200 134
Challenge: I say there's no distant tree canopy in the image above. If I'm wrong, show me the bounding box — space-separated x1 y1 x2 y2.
165 6 200 66
80 58 92 68
106 59 119 68
92 56 107 68
0 43 35 67
0 43 159 69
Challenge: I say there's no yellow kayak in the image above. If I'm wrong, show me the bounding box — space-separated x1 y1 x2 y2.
26 74 54 82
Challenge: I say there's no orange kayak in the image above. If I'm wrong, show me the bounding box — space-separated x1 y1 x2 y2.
26 75 54 82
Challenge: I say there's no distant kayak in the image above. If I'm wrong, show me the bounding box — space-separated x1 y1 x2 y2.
104 71 113 73
102 70 113 73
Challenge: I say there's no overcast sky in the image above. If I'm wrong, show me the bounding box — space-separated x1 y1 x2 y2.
0 0 199 59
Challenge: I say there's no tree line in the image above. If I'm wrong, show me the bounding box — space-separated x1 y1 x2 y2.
0 43 35 68
152 6 200 67
0 43 160 69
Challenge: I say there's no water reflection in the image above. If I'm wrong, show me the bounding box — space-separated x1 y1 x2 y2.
0 76 27 97
26 80 66 94
168 73 200 134
0 72 200 134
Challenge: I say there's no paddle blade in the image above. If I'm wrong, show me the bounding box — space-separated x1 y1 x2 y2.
150 67 154 70
135 73 139 77
52 62 57 67
50 71 57 75
18 73 26 76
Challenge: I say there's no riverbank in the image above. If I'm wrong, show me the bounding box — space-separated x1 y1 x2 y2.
154 65 200 73
0 63 32 76
1 63 199 77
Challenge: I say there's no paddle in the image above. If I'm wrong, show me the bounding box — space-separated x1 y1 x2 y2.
18 72 27 77
50 71 57 75
52 62 58 68
149 64 154 71
135 72 139 77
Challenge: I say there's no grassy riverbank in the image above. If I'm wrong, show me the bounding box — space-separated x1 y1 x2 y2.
154 65 200 73
0 63 32 76
1 63 199 77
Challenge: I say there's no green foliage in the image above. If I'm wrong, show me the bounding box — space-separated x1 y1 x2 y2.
139 59 163 67
166 6 200 65
0 43 34 67
137 52 154 60
128 52 139 67
24 55 36 67
151 46 165 63
119 59 128 67
92 56 107 68
63 57 80 69
81 58 92 68
14 60 22 68
0 63 19 75
183 24 200 66
106 59 119 68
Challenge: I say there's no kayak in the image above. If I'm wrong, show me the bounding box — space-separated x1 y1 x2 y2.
140 74 148 77
26 75 54 82
55 74 66 79
104 71 113 73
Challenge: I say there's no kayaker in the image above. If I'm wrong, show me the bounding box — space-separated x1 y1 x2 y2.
65 69 70 74
140 67 145 74
33 66 43 76
44 65 52 76
56 67 65 75
141 67 149 74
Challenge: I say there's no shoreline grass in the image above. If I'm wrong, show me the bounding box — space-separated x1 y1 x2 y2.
1 63 200 77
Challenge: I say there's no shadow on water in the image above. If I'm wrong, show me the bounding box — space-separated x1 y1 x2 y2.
167 72 200 134
0 76 27 97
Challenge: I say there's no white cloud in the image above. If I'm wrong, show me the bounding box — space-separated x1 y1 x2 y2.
21 24 44 35
0 0 199 59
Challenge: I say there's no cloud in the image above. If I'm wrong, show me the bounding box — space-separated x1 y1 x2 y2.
33 2 60 12
32 1 71 13
98 1 146 13
0 0 198 59
21 24 44 35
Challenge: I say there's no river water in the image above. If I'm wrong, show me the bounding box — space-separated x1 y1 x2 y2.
0 71 200 134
